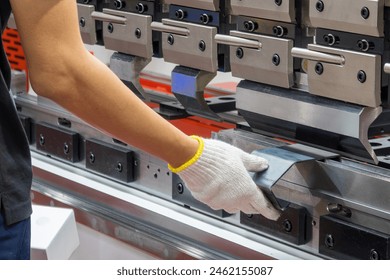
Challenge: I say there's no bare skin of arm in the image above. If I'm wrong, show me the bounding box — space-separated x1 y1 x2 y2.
10 0 199 168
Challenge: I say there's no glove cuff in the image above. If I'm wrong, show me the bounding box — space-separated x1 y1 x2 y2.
168 135 204 173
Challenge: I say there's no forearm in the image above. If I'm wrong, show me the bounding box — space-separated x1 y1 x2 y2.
43 50 198 167
10 0 197 167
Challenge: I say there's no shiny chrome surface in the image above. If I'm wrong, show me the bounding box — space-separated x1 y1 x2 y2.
91 10 127 24
291 47 345 65
215 34 262 49
151 21 190 36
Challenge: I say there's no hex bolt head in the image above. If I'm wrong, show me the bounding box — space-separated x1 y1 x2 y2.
316 0 325 12
177 183 184 194
357 70 367 83
107 23 114 33
63 143 70 155
272 54 281 66
361 7 370 19
370 249 379 260
315 62 324 75
39 134 45 146
167 34 174 45
198 40 206 52
79 17 86 28
325 234 334 248
275 0 282 6
135 28 142 39
236 47 244 59
283 219 293 232
89 152 95 164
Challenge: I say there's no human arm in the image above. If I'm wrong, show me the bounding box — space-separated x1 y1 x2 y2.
9 0 198 168
10 0 280 219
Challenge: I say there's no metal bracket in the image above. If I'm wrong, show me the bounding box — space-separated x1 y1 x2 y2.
109 52 151 101
252 147 320 211
171 66 235 121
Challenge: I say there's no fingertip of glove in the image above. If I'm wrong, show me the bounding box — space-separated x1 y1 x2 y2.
242 153 269 172
263 208 282 221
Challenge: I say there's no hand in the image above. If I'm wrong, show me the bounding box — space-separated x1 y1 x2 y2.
169 136 281 220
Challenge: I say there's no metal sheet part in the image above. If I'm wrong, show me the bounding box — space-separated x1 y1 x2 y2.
158 19 218 72
228 31 294 88
97 9 153 58
308 0 384 37
252 147 315 210
230 0 296 23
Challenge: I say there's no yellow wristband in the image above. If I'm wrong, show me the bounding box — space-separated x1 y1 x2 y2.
168 135 204 173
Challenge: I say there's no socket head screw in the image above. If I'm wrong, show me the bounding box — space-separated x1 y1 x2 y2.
283 219 292 232
39 134 45 146
79 17 86 27
361 7 370 19
89 152 95 164
357 70 367 83
275 0 282 6
325 234 334 248
199 40 206 52
316 0 324 12
236 47 244 59
167 34 174 45
107 23 114 33
272 54 281 66
63 143 70 155
370 249 379 260
177 183 184 194
135 28 142 39
315 62 324 75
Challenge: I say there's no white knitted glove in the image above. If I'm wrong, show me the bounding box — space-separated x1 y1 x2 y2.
168 136 281 220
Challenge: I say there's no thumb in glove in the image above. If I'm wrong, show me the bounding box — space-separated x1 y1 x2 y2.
168 136 281 220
